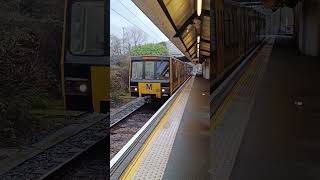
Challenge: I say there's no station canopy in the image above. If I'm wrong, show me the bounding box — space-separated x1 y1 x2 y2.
132 0 210 61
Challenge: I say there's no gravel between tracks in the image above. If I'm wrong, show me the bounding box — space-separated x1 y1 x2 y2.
0 113 108 180
110 103 160 159
48 140 108 180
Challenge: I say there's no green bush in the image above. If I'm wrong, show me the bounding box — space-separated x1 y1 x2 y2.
0 28 50 138
129 43 168 56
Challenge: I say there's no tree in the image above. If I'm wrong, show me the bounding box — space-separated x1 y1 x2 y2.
127 27 147 47
122 27 147 54
110 35 122 56
0 29 50 138
110 27 148 55
18 0 35 16
129 43 169 56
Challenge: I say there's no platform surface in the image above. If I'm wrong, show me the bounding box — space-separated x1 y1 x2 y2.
230 36 320 180
163 77 210 179
120 76 210 179
209 37 275 179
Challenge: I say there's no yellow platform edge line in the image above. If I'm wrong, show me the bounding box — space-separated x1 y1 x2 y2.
211 60 251 128
210 43 264 129
211 38 274 129
120 79 193 179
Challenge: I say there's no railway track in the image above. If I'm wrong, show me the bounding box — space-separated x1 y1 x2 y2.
48 98 160 178
0 113 108 180
41 137 108 180
110 97 148 127
0 97 160 179
47 98 156 179
110 103 161 158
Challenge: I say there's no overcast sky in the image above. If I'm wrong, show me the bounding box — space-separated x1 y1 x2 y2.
110 0 169 43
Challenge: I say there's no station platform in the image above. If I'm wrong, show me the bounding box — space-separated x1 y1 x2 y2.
114 76 210 179
210 36 320 179
111 36 320 180
230 36 320 180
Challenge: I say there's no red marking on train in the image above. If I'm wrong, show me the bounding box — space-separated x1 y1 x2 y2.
143 56 159 60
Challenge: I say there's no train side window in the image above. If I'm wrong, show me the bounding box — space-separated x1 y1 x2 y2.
172 61 177 82
145 61 155 80
224 10 231 47
131 61 143 80
155 61 169 80
70 3 85 54
224 11 228 47
179 63 183 78
228 10 231 46
69 2 105 55
230 9 233 45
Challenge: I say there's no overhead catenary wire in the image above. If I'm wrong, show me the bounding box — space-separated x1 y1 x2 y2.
117 0 164 41
110 8 163 43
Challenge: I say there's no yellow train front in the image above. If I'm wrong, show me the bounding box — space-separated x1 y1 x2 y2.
61 0 109 113
129 56 192 100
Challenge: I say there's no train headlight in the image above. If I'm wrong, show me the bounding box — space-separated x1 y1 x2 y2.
65 78 89 95
161 88 169 94
131 86 138 93
79 84 88 93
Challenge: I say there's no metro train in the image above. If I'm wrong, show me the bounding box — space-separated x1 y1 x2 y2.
61 0 109 113
129 56 193 100
211 0 266 89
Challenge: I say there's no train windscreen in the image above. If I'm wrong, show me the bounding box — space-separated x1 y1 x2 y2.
155 61 169 80
131 61 169 80
131 61 143 80
145 61 155 79
69 1 105 55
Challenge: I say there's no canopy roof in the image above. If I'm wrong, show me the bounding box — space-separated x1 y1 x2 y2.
132 0 211 61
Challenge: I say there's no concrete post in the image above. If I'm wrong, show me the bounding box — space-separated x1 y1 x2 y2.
202 59 210 80
271 7 294 35
299 0 320 56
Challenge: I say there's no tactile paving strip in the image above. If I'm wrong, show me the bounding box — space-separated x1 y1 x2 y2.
210 37 276 180
122 77 195 180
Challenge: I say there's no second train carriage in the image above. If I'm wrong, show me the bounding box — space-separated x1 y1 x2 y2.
129 56 192 100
